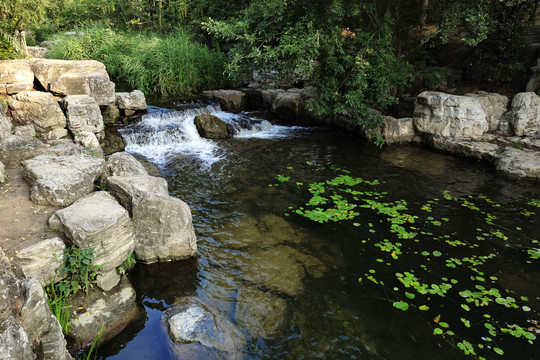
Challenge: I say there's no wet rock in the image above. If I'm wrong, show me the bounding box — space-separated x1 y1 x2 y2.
272 91 303 121
20 279 72 360
16 238 66 284
0 160 5 183
0 106 12 141
164 297 246 360
13 125 36 138
106 175 168 215
105 151 149 177
0 136 49 164
70 277 141 346
9 91 67 139
239 245 327 296
194 114 230 139
202 90 247 113
383 117 415 145
32 59 116 105
414 91 488 139
62 95 104 134
466 92 509 132
132 193 197 263
426 136 501 162
100 130 125 156
0 60 34 94
496 148 540 181
502 92 540 137
48 192 135 285
101 105 122 124
115 90 147 111
235 286 287 338
23 154 105 206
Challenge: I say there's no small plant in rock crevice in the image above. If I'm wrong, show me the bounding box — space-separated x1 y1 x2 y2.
57 246 101 297
118 251 136 276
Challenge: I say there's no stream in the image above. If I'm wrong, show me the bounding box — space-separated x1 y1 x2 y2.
97 102 540 360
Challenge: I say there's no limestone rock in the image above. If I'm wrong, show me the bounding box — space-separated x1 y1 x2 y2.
70 277 141 345
466 92 509 132
0 319 34 360
0 106 12 141
383 117 415 145
105 151 148 177
16 238 66 284
26 46 48 58
23 154 105 206
260 89 280 108
106 175 168 214
235 286 287 338
132 193 197 263
272 91 303 121
62 95 104 134
0 60 34 94
427 136 501 163
9 91 67 139
414 91 488 139
73 131 103 158
0 136 49 164
20 279 72 360
100 130 125 155
32 59 116 105
0 160 5 183
101 105 122 124
49 191 135 277
194 114 230 139
202 90 247 113
502 92 540 137
13 125 35 138
164 297 246 360
115 90 147 111
496 148 540 181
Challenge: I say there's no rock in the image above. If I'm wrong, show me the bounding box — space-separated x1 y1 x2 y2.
13 125 36 138
425 136 502 163
466 91 509 131
32 59 116 105
132 193 197 263
38 41 58 49
239 245 327 296
48 192 135 280
526 59 540 95
194 114 230 139
9 91 67 139
0 106 12 141
0 319 34 360
20 279 72 360
101 105 122 124
0 160 5 183
260 89 280 108
414 91 488 139
0 136 49 164
73 131 103 158
202 90 247 113
62 95 104 134
70 277 141 345
23 154 105 206
16 238 66 284
42 142 87 157
100 129 125 156
106 175 168 215
26 46 48 58
115 90 147 111
235 286 287 338
502 92 540 137
271 91 303 121
0 60 34 94
95 270 121 292
496 148 540 181
104 151 149 177
383 117 415 144
164 297 246 360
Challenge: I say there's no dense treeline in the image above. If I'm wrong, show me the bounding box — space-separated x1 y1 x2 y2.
1 0 539 134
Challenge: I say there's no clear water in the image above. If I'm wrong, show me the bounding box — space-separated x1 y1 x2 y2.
99 105 540 360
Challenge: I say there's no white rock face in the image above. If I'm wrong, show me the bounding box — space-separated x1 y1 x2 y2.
496 148 540 181
383 117 416 144
16 238 66 284
62 95 104 134
106 175 168 214
414 91 488 139
115 90 147 111
0 60 34 94
502 92 540 137
0 160 5 183
466 91 509 131
105 152 149 177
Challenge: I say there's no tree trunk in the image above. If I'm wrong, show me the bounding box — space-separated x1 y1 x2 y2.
420 0 429 26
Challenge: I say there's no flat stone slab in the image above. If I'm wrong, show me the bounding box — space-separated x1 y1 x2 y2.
23 154 105 206
0 136 49 164
106 175 168 215
16 238 65 284
104 151 148 177
496 148 540 181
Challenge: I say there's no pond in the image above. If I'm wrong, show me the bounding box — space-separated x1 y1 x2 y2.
97 102 540 360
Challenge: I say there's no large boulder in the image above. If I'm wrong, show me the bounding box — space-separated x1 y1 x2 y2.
202 90 247 113
414 91 488 139
466 92 509 131
496 148 540 181
0 60 34 94
0 136 49 164
383 117 416 145
32 59 115 105
104 151 149 177
8 91 67 140
23 154 105 206
115 90 147 111
194 114 230 139
164 297 246 360
16 238 66 284
502 92 540 137
0 105 12 141
132 193 197 263
48 191 136 290
271 91 303 121
106 175 168 214
62 95 104 134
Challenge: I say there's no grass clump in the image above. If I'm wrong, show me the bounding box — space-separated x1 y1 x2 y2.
47 25 229 97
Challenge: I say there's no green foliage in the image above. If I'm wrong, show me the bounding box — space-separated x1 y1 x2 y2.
57 246 101 297
118 251 136 276
44 278 72 334
48 26 228 97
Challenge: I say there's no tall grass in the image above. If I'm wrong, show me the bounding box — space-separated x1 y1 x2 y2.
48 26 229 97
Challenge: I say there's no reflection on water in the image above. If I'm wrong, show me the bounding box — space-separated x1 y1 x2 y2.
99 111 540 359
